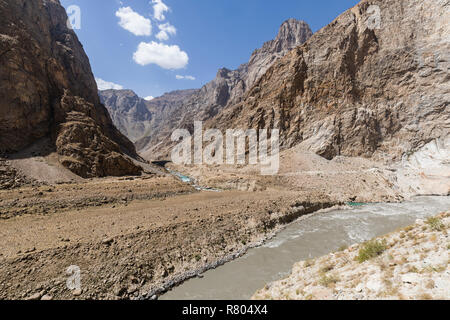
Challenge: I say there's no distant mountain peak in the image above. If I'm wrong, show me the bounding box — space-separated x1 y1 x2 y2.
279 19 311 38
270 19 313 53
137 19 314 159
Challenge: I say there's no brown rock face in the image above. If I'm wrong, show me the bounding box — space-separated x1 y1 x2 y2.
136 19 313 159
0 0 141 177
207 0 449 161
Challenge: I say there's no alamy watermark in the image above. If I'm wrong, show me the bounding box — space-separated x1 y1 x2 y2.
66 265 81 291
171 122 280 175
66 5 81 30
366 5 381 30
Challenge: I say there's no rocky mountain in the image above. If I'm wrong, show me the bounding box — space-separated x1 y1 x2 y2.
242 19 314 93
0 0 141 178
99 89 199 148
205 0 449 162
135 19 313 159
99 90 154 143
135 89 200 151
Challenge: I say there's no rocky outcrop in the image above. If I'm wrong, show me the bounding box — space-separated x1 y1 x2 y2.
396 136 450 196
137 19 313 159
0 0 141 178
207 0 449 161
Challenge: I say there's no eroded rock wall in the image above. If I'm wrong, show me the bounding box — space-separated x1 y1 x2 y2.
208 0 449 161
0 0 141 177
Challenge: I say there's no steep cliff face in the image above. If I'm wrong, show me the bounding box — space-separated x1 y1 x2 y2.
207 0 449 161
0 0 141 177
243 19 314 92
137 19 313 159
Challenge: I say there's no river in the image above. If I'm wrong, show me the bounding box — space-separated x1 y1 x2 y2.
161 196 450 300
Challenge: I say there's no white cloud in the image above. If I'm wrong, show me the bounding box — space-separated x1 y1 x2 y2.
156 23 177 41
152 0 170 21
176 75 196 80
155 31 169 41
96 78 124 90
144 96 155 101
116 7 152 36
133 41 189 69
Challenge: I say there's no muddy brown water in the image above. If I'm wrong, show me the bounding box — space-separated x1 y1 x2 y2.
161 196 450 300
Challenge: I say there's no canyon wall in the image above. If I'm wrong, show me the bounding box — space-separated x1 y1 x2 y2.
206 0 449 162
0 0 141 177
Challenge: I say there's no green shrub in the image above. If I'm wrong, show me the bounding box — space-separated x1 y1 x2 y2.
357 239 387 263
318 274 340 287
426 217 444 231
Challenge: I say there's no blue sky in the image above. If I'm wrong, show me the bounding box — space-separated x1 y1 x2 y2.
61 0 360 100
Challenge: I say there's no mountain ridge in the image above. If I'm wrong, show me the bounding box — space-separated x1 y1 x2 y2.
203 0 449 161
100 19 313 160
